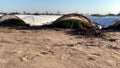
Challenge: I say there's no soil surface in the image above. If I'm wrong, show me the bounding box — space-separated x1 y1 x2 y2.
0 27 120 68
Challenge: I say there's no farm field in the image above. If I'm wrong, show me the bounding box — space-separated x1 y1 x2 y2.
0 27 120 68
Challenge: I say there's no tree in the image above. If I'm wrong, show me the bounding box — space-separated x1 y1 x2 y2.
45 11 48 15
33 12 40 15
117 12 120 16
107 12 115 16
91 14 101 16
57 11 61 15
23 11 26 14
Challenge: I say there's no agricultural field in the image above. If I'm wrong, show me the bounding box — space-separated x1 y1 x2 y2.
0 27 120 68
0 14 120 68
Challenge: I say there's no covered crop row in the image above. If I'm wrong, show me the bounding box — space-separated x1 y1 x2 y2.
0 13 120 29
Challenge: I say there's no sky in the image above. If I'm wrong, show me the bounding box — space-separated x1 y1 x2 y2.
0 0 120 14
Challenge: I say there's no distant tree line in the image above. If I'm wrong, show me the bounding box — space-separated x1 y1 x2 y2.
91 12 120 16
0 11 63 15
0 11 120 16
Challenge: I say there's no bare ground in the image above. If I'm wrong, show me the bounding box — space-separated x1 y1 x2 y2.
0 27 120 68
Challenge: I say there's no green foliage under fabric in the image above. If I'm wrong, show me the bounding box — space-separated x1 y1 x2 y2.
53 20 91 29
0 19 29 26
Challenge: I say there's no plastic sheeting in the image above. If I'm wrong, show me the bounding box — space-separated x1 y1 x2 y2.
87 16 120 28
0 14 19 23
1 14 120 28
16 15 61 26
0 14 61 26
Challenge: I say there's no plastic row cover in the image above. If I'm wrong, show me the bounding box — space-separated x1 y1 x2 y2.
87 16 120 28
17 15 61 26
1 14 120 28
0 14 60 26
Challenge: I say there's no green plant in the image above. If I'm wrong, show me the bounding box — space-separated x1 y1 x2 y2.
68 44 77 47
53 20 91 29
0 19 29 26
88 56 96 60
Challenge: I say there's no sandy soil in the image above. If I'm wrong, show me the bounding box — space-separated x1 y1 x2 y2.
0 27 119 68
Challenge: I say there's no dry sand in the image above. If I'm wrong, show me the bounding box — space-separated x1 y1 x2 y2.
0 27 119 68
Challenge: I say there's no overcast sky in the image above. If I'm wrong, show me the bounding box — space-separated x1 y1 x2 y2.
0 0 120 14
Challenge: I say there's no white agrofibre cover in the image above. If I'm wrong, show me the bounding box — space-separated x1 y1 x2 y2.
0 14 61 26
16 15 61 26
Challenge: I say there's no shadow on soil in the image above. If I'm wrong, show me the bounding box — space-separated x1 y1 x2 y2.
1 25 120 38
